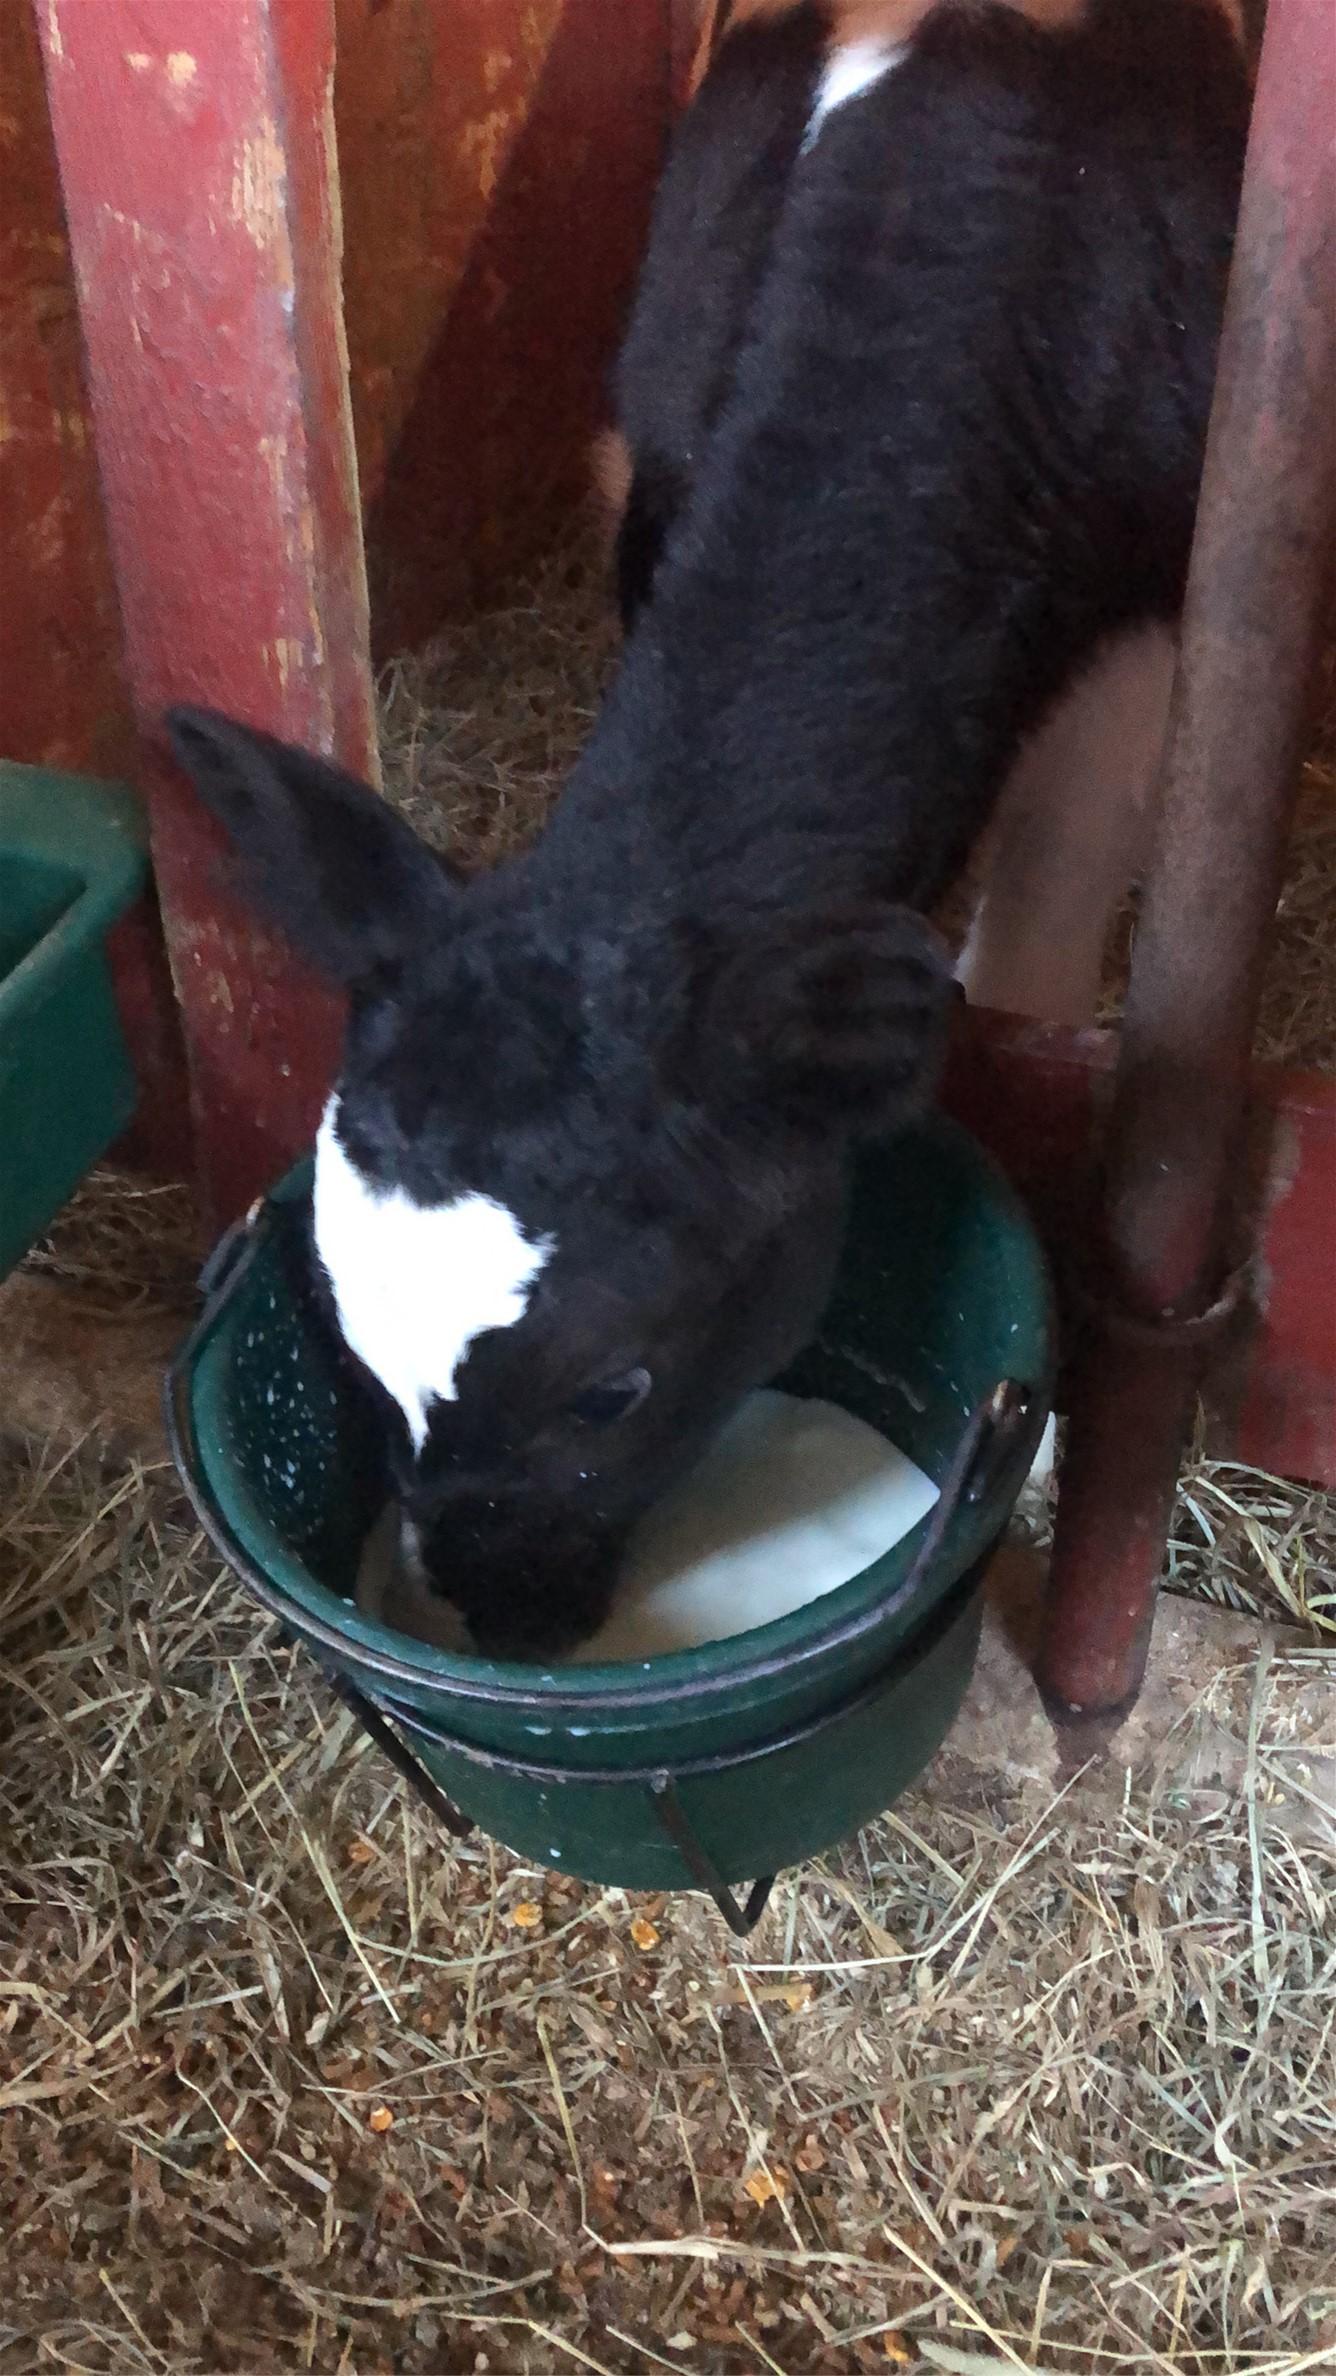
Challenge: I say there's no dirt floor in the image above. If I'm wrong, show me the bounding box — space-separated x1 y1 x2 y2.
2 536 1334 2375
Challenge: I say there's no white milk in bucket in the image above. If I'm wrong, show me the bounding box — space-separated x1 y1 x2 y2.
355 1390 939 1663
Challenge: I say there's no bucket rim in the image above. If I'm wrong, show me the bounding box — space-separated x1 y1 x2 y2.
353 1550 989 1788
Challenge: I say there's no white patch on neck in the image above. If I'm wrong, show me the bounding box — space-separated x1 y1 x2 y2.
313 1101 552 1452
805 37 905 147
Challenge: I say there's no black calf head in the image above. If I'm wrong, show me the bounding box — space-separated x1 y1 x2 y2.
167 707 952 1656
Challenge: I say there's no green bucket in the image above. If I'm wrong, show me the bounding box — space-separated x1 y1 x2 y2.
0 765 147 1279
167 1116 1053 1926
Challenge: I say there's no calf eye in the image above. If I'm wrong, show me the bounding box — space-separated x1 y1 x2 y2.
567 1367 651 1427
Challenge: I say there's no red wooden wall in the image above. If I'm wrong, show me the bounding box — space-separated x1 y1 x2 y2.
2 0 673 775
0 3 134 779
8 0 675 1208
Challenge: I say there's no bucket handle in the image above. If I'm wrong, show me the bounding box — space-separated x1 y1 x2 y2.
316 1657 780 1935
305 1387 1021 1937
323 1652 774 1933
649 1781 779 1936
326 1534 991 1936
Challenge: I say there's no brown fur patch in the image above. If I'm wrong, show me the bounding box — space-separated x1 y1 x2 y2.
589 428 634 552
708 0 803 30
708 0 1089 59
686 0 1241 156
840 0 1092 39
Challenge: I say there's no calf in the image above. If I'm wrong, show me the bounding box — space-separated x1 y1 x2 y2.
169 0 1250 1657
598 3 827 628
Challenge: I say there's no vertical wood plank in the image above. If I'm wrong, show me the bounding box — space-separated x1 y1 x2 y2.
360 0 673 648
37 0 377 1223
0 3 132 777
2 0 198 1175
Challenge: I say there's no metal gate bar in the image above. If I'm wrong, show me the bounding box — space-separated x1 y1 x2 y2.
1040 0 1336 1719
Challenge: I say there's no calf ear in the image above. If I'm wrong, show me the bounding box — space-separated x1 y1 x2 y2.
696 904 955 1133
164 706 455 984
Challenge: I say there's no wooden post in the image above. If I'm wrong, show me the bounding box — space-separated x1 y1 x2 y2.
358 0 674 651
37 0 378 1224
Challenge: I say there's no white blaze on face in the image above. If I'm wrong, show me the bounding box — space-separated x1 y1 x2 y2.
313 1102 553 1452
805 37 905 146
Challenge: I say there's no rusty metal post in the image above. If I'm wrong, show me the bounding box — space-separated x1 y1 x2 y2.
1039 0 1336 1720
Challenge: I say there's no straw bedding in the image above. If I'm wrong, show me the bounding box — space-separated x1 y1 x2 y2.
3 533 1334 2374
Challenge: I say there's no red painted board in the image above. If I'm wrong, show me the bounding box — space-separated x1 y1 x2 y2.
103 897 195 1180
6 2 677 745
0 3 132 777
1231 1065 1336 1484
943 1010 1116 1260
362 0 673 650
37 0 379 1225
334 0 594 517
0 6 192 1175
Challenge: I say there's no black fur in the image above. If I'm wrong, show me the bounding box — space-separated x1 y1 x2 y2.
597 0 1249 904
612 6 827 627
168 706 457 980
168 0 1249 1657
